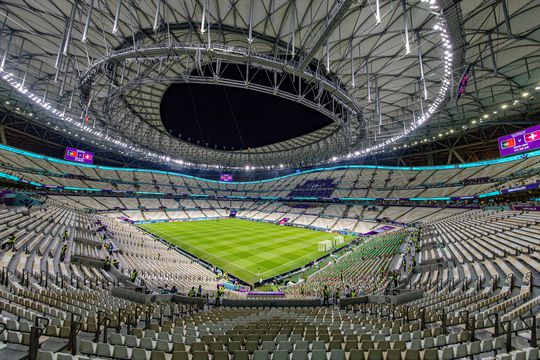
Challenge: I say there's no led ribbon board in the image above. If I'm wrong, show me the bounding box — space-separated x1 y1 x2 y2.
64 147 94 164
498 124 540 157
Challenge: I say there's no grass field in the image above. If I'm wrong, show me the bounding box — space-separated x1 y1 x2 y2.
138 218 352 285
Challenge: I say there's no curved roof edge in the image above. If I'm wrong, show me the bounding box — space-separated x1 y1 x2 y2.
1 144 539 185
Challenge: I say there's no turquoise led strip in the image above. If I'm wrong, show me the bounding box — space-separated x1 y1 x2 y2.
0 143 539 185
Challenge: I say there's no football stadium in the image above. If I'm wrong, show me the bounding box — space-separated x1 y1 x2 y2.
0 1 539 359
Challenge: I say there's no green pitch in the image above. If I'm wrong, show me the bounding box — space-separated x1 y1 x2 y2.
138 218 352 285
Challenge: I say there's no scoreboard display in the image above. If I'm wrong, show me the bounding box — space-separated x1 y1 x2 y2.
64 147 94 164
498 124 540 157
220 174 233 182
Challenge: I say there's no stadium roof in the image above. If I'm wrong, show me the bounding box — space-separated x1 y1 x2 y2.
0 0 538 169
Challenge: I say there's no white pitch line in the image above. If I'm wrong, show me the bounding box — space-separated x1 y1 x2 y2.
143 222 347 281
143 225 260 277
259 250 325 276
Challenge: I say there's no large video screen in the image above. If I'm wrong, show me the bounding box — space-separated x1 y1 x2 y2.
498 124 540 157
220 174 233 182
64 147 94 164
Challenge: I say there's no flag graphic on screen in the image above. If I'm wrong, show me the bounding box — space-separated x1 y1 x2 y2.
67 150 78 157
501 139 516 149
525 131 540 143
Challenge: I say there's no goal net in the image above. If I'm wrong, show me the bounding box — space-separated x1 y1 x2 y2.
318 240 332 252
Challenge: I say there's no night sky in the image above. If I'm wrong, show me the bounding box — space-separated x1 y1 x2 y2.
160 83 332 150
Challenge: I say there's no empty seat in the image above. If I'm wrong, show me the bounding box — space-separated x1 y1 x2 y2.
253 350 270 360
191 342 206 353
228 341 242 354
150 351 167 360
209 341 224 354
262 341 276 352
172 351 189 360
272 350 289 360
155 340 170 352
132 348 148 360
387 349 403 360
36 351 54 360
79 340 96 355
214 350 229 360
113 345 130 359
292 349 308 360
404 349 420 360
245 341 258 354
361 341 375 351
311 350 327 360
96 343 112 357
481 339 493 353
367 349 383 360
330 349 346 360
349 349 365 360
422 349 439 360
234 350 250 360
192 351 209 360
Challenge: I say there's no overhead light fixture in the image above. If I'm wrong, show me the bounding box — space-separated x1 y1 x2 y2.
482 114 489 119
521 92 529 98
501 104 508 109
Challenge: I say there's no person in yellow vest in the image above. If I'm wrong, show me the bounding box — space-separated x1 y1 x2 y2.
196 285 203 298
323 285 330 306
3 234 16 251
130 269 138 282
103 256 111 271
60 244 68 261
216 285 224 306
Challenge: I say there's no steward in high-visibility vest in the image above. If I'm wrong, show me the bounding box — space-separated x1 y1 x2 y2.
60 244 68 261
323 285 330 306
130 269 138 282
104 257 111 270
6 234 17 251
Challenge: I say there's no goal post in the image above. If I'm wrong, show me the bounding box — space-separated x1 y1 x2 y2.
334 235 344 246
318 240 332 252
